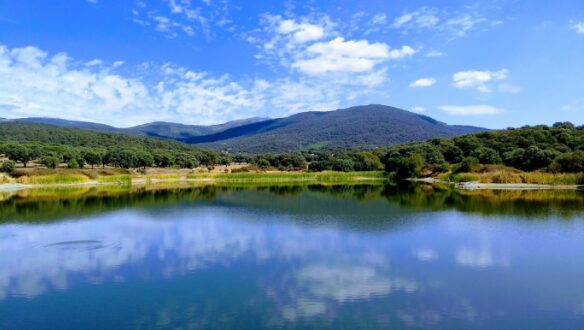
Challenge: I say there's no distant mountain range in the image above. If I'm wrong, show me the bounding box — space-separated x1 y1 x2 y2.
4 105 485 153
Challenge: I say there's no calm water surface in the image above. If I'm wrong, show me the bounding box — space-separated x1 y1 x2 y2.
1 184 584 329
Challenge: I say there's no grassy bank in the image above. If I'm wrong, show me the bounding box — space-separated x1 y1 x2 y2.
186 171 387 182
0 168 387 188
440 166 584 185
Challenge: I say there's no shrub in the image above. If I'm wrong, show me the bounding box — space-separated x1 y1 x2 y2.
550 151 584 173
40 156 60 169
0 160 15 174
68 159 79 169
454 157 479 174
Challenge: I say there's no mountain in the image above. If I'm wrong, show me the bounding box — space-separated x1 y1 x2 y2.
6 116 270 140
127 117 269 139
183 105 485 153
6 117 123 133
5 105 486 153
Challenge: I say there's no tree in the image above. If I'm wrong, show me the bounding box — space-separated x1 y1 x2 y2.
135 151 154 169
308 160 330 172
353 151 383 171
395 154 424 179
40 156 60 169
331 158 354 172
68 158 79 169
471 147 502 164
454 157 479 173
6 145 33 168
256 158 270 169
549 152 584 173
83 149 104 169
175 154 197 169
153 151 174 168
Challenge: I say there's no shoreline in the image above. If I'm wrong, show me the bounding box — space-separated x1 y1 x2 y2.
2 172 583 192
0 173 388 192
408 177 584 190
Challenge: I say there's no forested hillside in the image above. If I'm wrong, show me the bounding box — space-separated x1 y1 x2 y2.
379 122 584 178
0 122 228 170
191 104 485 152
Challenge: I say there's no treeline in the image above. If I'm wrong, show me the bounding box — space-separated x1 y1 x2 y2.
381 122 584 178
1 121 584 177
236 150 383 172
0 122 229 172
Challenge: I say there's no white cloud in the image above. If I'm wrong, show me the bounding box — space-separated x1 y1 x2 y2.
410 78 436 88
277 19 325 43
371 13 387 25
438 105 502 116
572 22 584 34
85 59 103 67
425 50 445 57
411 107 425 113
292 37 392 74
0 43 388 126
391 7 490 37
414 248 437 261
133 0 233 39
452 69 508 92
292 38 414 75
0 44 268 126
388 45 416 59
392 7 440 30
455 248 493 268
445 14 487 37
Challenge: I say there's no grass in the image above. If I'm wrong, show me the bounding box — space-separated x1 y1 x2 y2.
444 169 584 185
17 174 90 185
186 171 387 182
96 175 132 185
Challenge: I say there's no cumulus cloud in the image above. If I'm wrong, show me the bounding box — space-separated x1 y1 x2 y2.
572 22 584 34
438 105 502 116
0 45 152 126
0 43 390 126
452 69 508 92
277 19 326 43
292 37 392 74
0 44 273 126
410 78 436 88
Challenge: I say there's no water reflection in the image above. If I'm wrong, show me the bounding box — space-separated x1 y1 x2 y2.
1 185 584 329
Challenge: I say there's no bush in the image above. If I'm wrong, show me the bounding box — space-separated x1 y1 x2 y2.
550 151 584 173
0 160 15 174
39 156 60 169
68 159 79 169
395 154 424 179
454 157 479 174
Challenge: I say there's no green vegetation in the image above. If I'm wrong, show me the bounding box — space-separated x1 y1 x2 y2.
1 120 583 187
380 122 584 184
17 174 90 185
187 171 386 183
0 122 232 170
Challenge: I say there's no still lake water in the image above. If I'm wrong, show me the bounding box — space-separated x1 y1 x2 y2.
1 184 584 329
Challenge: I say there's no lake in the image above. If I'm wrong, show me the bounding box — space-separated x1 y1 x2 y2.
1 184 584 329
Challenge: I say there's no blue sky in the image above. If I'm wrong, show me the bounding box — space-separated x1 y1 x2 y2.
0 0 583 128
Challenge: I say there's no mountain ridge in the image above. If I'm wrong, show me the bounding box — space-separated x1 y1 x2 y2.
5 105 486 153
